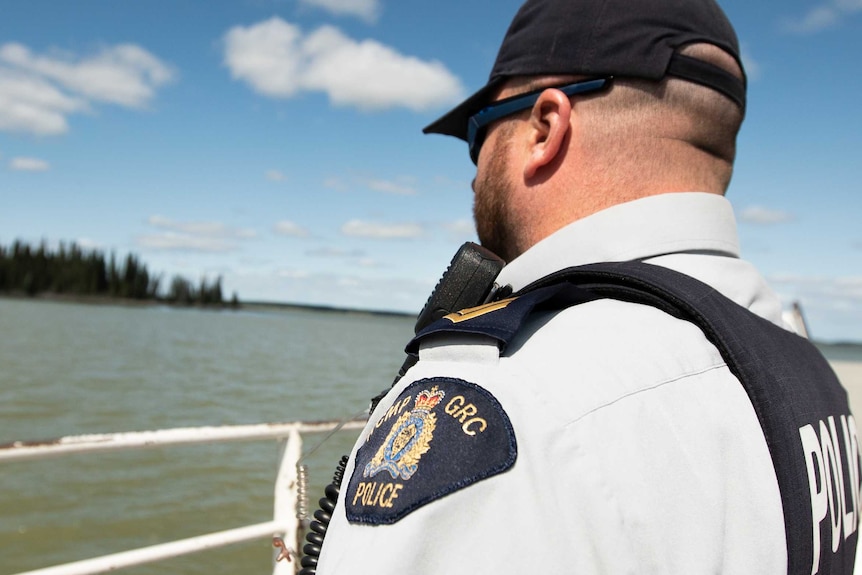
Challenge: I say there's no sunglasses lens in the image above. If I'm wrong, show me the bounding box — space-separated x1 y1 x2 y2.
469 135 482 164
467 119 483 164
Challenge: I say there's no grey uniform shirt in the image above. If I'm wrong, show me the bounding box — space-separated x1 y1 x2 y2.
317 192 793 574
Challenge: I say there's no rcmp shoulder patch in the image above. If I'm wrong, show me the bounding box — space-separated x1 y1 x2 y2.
345 377 517 525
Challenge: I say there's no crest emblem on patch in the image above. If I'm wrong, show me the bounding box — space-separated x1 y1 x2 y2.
364 386 445 480
346 377 517 525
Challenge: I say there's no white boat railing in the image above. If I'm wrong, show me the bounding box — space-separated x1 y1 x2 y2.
0 419 367 575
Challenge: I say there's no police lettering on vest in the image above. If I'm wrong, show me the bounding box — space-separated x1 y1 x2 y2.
800 415 861 574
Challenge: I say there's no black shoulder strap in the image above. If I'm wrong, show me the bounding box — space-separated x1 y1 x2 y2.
520 261 859 575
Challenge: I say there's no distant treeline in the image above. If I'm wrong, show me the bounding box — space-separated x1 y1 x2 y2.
0 240 237 307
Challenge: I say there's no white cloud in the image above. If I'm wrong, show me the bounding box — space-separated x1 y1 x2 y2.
137 232 238 253
0 69 85 135
770 275 862 306
442 219 476 240
322 174 419 194
76 237 102 250
266 169 287 182
740 46 761 81
739 206 794 225
277 268 311 279
1 43 174 107
299 0 381 22
0 42 174 136
341 219 424 239
274 220 310 237
304 246 383 268
782 0 862 34
784 6 839 34
139 215 256 253
148 215 256 239
364 177 417 196
323 176 349 191
8 156 50 172
227 267 430 314
836 276 862 292
224 18 304 99
306 246 364 257
223 17 464 111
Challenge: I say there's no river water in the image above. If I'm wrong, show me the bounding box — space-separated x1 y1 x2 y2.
0 298 414 574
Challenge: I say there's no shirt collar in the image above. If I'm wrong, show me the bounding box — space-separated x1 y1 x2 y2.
493 192 740 293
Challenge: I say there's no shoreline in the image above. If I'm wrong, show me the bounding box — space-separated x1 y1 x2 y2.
831 361 862 419
0 292 415 320
1 290 856 349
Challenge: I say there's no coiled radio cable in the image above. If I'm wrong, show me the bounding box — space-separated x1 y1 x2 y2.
298 455 349 575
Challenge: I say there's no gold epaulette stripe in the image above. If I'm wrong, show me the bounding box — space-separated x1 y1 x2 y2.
443 297 517 324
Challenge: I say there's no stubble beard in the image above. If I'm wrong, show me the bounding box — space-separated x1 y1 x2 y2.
473 138 518 263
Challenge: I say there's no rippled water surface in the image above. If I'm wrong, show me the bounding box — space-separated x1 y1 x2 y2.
0 298 413 574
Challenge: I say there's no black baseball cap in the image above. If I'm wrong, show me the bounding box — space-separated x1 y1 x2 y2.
424 0 747 140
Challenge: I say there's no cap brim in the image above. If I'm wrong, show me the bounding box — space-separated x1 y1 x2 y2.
422 77 507 141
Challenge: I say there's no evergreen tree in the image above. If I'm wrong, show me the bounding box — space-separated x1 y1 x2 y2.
0 240 238 307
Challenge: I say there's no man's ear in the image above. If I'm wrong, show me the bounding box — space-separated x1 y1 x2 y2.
523 89 573 180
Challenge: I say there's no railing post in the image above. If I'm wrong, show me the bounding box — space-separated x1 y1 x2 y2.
272 428 302 575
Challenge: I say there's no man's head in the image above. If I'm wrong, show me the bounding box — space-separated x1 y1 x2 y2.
424 0 747 262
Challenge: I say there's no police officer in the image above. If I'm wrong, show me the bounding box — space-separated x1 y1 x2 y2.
314 0 859 573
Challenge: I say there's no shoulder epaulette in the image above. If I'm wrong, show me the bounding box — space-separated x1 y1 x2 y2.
405 281 600 355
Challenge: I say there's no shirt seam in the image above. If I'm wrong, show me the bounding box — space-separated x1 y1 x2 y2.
564 361 730 428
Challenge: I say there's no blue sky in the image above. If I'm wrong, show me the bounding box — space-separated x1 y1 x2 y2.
1 0 860 343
